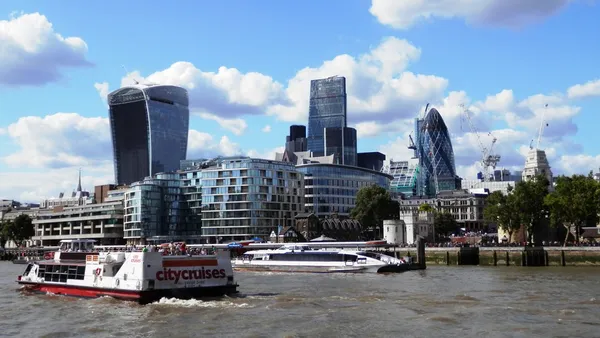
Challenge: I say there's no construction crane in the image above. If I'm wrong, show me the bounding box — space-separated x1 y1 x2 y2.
407 103 429 159
459 104 501 182
530 104 549 150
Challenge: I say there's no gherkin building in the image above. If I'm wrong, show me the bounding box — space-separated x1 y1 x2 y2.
416 107 457 196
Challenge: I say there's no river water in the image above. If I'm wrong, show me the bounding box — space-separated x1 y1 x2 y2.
1 263 599 338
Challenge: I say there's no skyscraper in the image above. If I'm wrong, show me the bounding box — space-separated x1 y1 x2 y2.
307 76 347 156
417 107 457 196
108 84 190 185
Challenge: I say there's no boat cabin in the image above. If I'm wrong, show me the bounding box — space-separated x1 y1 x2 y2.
59 239 96 252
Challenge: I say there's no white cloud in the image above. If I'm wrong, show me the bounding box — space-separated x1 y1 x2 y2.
567 79 600 99
118 37 447 128
120 62 287 118
558 154 600 175
268 37 447 123
197 112 247 136
0 163 114 202
0 127 6 135
261 125 272 133
247 146 285 161
2 113 111 168
94 82 109 105
370 0 571 30
0 12 91 86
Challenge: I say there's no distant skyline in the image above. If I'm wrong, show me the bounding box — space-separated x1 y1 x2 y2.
1 0 600 202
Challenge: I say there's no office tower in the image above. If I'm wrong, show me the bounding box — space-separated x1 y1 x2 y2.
417 107 457 196
307 76 347 156
108 85 190 185
323 127 357 166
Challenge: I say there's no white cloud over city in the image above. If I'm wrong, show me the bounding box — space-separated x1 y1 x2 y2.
1 5 600 202
0 12 91 86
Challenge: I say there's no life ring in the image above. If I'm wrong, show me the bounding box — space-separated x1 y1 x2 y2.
95 268 102 276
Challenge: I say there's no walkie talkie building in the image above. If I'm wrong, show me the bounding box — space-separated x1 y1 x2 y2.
108 85 190 185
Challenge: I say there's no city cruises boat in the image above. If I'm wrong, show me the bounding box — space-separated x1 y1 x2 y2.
16 239 238 304
232 244 415 273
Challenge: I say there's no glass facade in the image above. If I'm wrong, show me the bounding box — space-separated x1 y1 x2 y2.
357 152 386 172
108 85 189 185
297 163 392 218
324 127 357 166
387 161 420 197
123 173 200 244
197 157 304 243
307 76 347 156
417 108 457 196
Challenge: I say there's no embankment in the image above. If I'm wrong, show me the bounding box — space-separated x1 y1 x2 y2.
382 247 600 266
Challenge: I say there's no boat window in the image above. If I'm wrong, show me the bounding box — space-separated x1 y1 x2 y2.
37 264 85 282
270 253 349 262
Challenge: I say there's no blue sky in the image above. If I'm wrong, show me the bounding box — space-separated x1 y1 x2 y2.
0 0 599 202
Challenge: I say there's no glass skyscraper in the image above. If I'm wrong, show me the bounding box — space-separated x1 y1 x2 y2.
108 85 190 185
416 108 457 196
307 76 347 157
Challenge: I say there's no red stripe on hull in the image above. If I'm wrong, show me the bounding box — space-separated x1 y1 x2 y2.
21 283 141 300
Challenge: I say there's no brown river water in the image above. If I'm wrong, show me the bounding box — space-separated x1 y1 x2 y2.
1 263 599 338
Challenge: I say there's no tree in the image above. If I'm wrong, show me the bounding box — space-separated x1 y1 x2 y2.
0 221 8 248
418 203 434 213
433 212 458 238
351 185 400 238
1 214 35 247
483 187 521 243
545 174 600 245
512 175 550 245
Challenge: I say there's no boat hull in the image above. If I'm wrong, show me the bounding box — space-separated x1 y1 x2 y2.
233 263 416 274
18 281 238 305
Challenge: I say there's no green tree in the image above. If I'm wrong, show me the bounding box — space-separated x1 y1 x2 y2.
351 185 399 238
0 221 8 248
418 203 434 213
1 214 35 247
545 174 600 245
512 175 550 245
433 211 458 238
483 187 521 243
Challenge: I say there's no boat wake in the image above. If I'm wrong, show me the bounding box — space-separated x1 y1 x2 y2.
151 297 250 309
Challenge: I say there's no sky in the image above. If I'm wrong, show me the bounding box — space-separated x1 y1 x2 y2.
1 0 600 203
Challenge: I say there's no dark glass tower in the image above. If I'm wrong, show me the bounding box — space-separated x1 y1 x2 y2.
307 76 347 157
324 127 357 166
417 108 457 196
108 85 190 185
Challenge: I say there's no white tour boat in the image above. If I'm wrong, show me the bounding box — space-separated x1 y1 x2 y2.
17 239 238 304
232 244 416 273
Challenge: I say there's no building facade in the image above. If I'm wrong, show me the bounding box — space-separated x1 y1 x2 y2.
297 163 392 218
522 148 553 190
357 152 386 172
307 76 347 157
324 126 357 166
108 84 190 185
198 157 304 243
384 160 420 197
32 200 125 246
123 173 200 245
416 107 458 196
398 190 487 231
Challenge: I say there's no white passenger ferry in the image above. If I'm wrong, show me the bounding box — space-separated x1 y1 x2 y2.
232 244 415 273
17 240 238 304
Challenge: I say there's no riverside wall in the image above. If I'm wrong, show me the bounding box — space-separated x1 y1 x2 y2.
382 247 600 266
